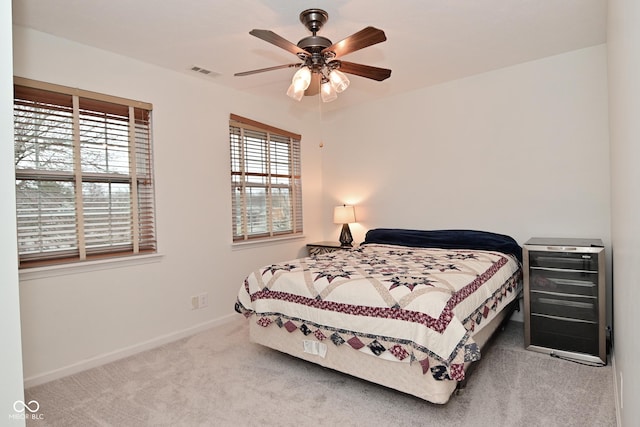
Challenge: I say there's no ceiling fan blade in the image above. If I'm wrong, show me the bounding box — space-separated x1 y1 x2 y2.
304 73 321 96
322 27 387 58
234 63 300 77
338 61 392 81
249 29 308 57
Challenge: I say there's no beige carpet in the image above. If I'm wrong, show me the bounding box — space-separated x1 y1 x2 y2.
25 319 616 426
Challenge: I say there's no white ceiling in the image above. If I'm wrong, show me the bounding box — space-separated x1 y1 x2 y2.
12 0 607 111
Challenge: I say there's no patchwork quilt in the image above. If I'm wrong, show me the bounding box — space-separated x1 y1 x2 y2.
235 243 522 382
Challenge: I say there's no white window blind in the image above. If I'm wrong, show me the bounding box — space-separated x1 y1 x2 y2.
13 78 156 268
229 114 303 242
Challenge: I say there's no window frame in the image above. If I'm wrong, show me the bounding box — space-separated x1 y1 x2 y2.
13 77 157 269
229 114 303 243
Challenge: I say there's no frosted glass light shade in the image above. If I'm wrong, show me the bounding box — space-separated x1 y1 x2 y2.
329 69 350 93
293 66 312 88
321 80 338 102
286 82 305 101
333 205 356 224
286 67 312 101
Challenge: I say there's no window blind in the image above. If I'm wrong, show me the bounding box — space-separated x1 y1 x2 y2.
13 78 156 267
229 114 302 242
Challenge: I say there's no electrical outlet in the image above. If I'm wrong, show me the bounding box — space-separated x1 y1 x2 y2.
198 293 209 308
191 293 209 310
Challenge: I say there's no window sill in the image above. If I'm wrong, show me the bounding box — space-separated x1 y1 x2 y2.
19 253 164 281
231 234 306 251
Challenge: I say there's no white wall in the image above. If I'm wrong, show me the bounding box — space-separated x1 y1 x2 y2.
607 0 640 425
12 27 325 384
320 45 612 332
1 2 25 425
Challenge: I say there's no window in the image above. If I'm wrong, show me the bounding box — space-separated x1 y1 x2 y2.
13 77 156 268
229 114 303 242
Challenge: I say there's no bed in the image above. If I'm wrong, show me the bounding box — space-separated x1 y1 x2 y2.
235 228 523 404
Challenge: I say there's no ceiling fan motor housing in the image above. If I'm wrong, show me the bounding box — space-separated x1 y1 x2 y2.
297 35 332 54
297 8 333 71
297 36 333 72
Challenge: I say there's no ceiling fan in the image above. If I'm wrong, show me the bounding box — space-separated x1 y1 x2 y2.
234 8 391 102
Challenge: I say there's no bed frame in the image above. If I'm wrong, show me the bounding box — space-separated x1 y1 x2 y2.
249 296 520 404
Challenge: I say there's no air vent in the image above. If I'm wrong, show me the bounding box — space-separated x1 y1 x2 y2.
189 66 220 77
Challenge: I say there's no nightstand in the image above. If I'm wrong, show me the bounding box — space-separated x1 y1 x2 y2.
306 241 350 256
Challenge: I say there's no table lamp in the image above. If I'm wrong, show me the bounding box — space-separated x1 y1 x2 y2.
333 205 356 247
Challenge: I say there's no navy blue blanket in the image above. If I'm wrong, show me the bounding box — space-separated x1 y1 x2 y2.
362 228 522 263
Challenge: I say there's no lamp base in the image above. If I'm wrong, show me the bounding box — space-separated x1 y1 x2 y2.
339 223 353 247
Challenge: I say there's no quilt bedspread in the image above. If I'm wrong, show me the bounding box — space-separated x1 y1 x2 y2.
235 243 521 381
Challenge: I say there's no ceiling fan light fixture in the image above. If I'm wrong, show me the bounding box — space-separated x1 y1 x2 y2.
329 69 350 93
320 79 338 102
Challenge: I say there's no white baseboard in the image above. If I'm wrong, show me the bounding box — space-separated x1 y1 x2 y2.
23 313 239 389
611 349 622 427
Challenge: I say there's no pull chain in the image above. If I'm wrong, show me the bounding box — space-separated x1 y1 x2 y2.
318 77 324 148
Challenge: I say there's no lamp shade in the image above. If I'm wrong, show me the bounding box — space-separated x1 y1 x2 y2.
333 205 356 224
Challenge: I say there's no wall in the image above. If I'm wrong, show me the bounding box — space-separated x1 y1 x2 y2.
1 2 26 425
321 45 610 247
608 0 640 425
12 26 325 385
